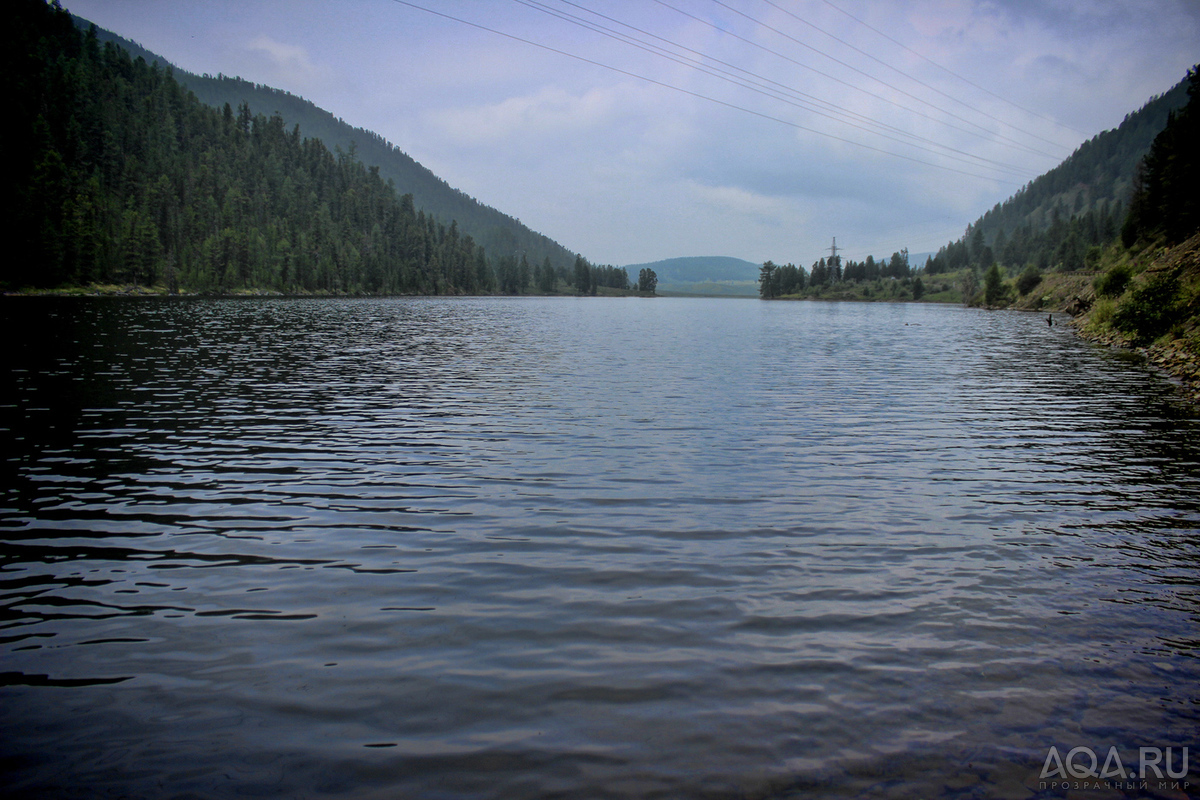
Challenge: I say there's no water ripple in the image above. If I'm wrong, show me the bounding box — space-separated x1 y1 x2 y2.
1 297 1197 798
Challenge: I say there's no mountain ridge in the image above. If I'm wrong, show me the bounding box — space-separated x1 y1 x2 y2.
926 74 1190 274
70 14 582 274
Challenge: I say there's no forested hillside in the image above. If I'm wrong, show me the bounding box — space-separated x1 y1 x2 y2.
1078 67 1200 343
3 0 605 295
925 75 1189 275
983 67 1200 399
73 16 580 275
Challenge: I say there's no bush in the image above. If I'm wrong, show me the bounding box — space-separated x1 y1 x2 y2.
1112 271 1181 342
1016 265 1042 296
1083 297 1117 337
1094 264 1133 298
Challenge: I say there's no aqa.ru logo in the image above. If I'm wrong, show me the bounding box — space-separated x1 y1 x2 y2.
1040 746 1189 781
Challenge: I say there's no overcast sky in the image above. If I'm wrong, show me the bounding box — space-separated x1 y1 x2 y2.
65 0 1199 266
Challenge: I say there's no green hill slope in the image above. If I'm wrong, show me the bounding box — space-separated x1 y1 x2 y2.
72 15 580 274
927 75 1190 275
979 80 1188 236
971 68 1200 402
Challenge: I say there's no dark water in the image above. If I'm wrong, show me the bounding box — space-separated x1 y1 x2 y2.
1 297 1197 799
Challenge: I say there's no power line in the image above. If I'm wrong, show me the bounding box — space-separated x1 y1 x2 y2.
546 0 1039 176
651 0 1063 162
753 0 1079 150
388 0 1024 184
814 0 1091 137
700 0 1070 157
513 0 1032 178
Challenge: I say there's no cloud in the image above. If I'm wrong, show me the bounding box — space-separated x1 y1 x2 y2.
426 86 620 145
685 181 793 222
245 35 329 93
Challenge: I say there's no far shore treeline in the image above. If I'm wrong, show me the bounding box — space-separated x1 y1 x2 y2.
758 250 918 301
3 0 644 296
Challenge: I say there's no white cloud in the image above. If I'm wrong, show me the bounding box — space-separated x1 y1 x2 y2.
685 181 793 222
245 35 329 93
426 85 623 146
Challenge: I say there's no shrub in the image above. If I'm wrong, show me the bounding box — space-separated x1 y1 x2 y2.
1016 265 1042 296
1094 264 1133 298
1086 297 1116 335
1112 272 1181 342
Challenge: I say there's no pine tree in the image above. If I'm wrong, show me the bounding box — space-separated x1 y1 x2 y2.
1123 65 1200 245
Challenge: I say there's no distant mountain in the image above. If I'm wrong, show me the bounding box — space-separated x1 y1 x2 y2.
72 16 580 273
620 256 761 297
623 256 760 283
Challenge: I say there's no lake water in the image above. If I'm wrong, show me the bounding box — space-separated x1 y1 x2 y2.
1 297 1197 799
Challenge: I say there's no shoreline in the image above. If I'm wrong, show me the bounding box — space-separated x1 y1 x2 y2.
1071 320 1200 406
1 285 657 300
8 279 1196 407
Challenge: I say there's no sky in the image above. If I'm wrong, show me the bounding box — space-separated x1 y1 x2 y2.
64 0 1200 267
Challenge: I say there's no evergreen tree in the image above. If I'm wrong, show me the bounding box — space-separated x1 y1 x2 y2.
638 268 658 294
758 261 777 298
536 256 556 293
572 255 591 294
984 263 1004 305
1122 65 1200 246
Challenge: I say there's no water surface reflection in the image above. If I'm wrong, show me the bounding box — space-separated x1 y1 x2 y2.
1 297 1197 798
